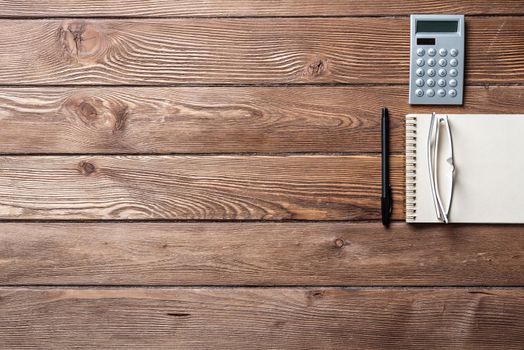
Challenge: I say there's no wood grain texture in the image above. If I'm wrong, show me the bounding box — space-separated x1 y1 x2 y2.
1 86 524 154
1 287 523 349
1 223 523 286
0 17 523 85
0 155 404 220
1 0 524 17
0 1 522 348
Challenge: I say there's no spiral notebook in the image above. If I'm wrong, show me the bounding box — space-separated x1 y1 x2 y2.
406 113 524 223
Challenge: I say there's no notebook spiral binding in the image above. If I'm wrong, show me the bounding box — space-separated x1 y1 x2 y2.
406 115 417 222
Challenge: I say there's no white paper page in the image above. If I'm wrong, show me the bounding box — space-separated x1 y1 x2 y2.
408 114 524 223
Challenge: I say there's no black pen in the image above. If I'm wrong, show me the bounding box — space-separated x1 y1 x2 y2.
381 107 392 226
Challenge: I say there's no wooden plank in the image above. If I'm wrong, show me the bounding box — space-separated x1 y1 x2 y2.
1 86 523 154
1 287 523 349
0 155 404 220
0 17 523 85
1 0 523 17
1 222 523 286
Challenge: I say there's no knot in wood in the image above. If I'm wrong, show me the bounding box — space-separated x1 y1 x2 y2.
63 94 128 134
58 21 107 64
78 161 96 176
307 58 327 77
334 238 346 248
306 290 325 303
79 101 98 120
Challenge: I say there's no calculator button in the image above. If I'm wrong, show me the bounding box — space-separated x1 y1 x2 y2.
439 48 448 57
450 48 458 57
427 68 436 77
415 78 424 87
448 79 457 87
417 48 425 56
416 58 425 67
450 58 458 67
426 78 435 87
448 89 457 97
438 69 447 77
415 88 424 97
437 89 446 97
426 88 435 97
449 69 458 77
437 79 446 87
427 48 436 57
438 58 447 67
416 68 425 77
427 58 436 67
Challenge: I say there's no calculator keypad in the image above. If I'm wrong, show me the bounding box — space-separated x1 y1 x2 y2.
412 48 460 101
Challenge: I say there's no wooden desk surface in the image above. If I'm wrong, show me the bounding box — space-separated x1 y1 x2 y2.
0 1 523 349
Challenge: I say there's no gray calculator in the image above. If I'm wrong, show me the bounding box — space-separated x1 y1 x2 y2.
409 15 465 105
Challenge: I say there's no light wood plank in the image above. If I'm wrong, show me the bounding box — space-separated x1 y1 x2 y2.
1 287 523 349
1 86 523 154
0 17 523 85
1 0 523 17
0 155 404 220
1 223 523 286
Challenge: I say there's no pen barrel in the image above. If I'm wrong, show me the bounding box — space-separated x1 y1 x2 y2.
381 108 392 226
381 110 389 194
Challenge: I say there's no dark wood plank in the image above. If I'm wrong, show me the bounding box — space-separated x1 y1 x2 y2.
0 17 523 85
1 287 523 349
1 86 523 154
2 223 523 286
1 0 523 17
0 155 404 220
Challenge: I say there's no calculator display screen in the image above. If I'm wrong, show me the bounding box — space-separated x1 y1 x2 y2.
416 20 458 33
417 38 436 45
